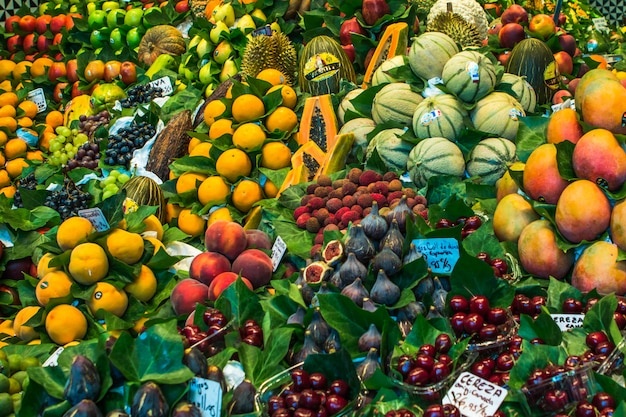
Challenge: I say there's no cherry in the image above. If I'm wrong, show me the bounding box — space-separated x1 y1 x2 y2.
243 333 263 347
405 366 430 386
315 390 326 407
396 355 413 377
509 334 523 349
273 408 292 417
414 354 435 372
430 361 451 383
586 331 609 350
487 307 508 325
511 294 528 313
442 404 461 417
268 396 286 414
592 392 616 410
438 354 453 369
309 373 327 390
423 404 445 417
544 389 568 411
562 297 584 313
435 218 454 229
316 407 329 417
328 380 349 397
469 295 490 317
496 352 515 372
488 374 503 386
463 313 484 334
450 312 467 335
180 325 200 339
285 392 302 409
299 389 322 411
531 295 546 315
490 258 508 276
575 401 596 417
564 355 583 370
613 312 626 330
599 408 615 417
517 297 534 315
476 252 491 263
585 297 599 312
479 323 498 341
449 295 469 313
325 395 348 415
526 368 547 386
530 338 545 345
481 357 496 371
291 369 311 391
454 216 468 227
616 297 626 314
594 340 615 356
294 408 315 417
581 350 596 363
509 346 522 359
471 361 492 379
418 344 437 358
434 333 452 354
464 215 482 230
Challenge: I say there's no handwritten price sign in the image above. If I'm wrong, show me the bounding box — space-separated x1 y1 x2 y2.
443 372 507 417
412 238 460 274
188 377 222 417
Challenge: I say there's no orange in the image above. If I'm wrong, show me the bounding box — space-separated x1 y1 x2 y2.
231 94 265 123
87 281 129 318
57 216 95 251
265 106 298 132
37 252 59 279
232 179 264 213
26 150 43 161
68 242 109 285
176 172 208 194
255 68 287 86
39 130 56 151
0 61 16 82
187 137 201 153
0 185 15 198
13 305 42 342
215 148 252 182
0 152 4 166
198 175 231 206
165 203 183 223
208 118 234 140
0 117 17 132
124 265 157 302
177 208 206 237
4 139 27 160
45 110 64 128
0 131 7 146
0 80 11 91
0 105 16 118
0 92 18 108
18 116 33 128
260 141 292 170
266 84 297 109
207 206 232 225
189 141 213 157
18 101 38 119
35 271 74 307
232 123 266 151
203 99 228 127
142 214 164 240
5 158 27 179
264 178 279 198
84 60 105 82
44 304 87 345
0 170 10 188
12 62 32 82
29 57 53 78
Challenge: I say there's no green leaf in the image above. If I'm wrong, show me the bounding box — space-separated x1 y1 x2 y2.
583 294 623 344
215 278 264 327
97 191 126 229
462 219 505 259
507 341 568 389
555 140 576 180
515 116 549 162
253 327 293 384
546 278 581 312
303 349 361 399
26 363 67 399
425 176 467 206
518 308 562 345
206 347 237 369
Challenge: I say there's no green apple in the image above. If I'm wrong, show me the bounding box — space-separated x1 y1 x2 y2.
198 61 215 84
102 1 119 12
90 29 109 48
236 14 256 34
209 21 229 44
107 8 126 29
212 3 235 27
213 40 233 65
142 7 162 28
196 38 212 59
109 27 125 50
88 9 107 30
124 8 143 27
85 2 97 14
251 8 267 25
126 27 143 49
178 63 196 82
188 34 202 49
219 58 238 83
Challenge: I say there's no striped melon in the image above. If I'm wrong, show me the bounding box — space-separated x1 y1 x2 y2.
498 73 537 113
412 94 468 141
122 176 166 223
442 50 497 104
339 118 377 161
338 88 365 125
470 92 525 141
506 38 558 106
366 128 413 172
372 55 410 87
407 137 466 188
466 138 517 185
372 83 424 125
408 32 459 81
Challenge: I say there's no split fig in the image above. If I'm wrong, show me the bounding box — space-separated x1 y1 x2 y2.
303 261 332 284
322 240 344 266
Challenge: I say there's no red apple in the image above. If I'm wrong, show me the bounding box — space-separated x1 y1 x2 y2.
48 61 67 82
49 14 66 34
104 60 122 82
577 63 590 77
501 4 528 24
6 35 23 54
18 15 37 32
339 17 366 46
5 15 21 33
361 0 391 26
498 23 526 49
497 51 511 67
552 89 572 104
558 33 577 56
488 22 502 36
553 51 573 75
120 61 137 85
22 33 37 54
529 13 556 40
65 13 81 30
175 0 190 13
35 15 52 34
341 43 356 63
66 59 79 83
36 35 51 52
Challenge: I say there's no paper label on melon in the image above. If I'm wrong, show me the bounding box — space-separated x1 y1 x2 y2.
420 109 443 126
466 62 480 83
544 61 559 90
303 53 341 83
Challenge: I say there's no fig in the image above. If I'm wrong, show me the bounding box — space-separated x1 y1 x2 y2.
329 270 344 289
431 277 448 315
413 276 434 300
403 243 423 265
105 411 129 417
296 274 315 307
344 224 375 264
228 380 256 414
131 382 169 417
303 261 332 284
370 269 401 306
207 365 227 393
171 401 202 417
183 347 208 378
340 277 369 307
62 399 103 417
322 240 344 266
386 195 414 233
356 348 381 381
292 330 322 364
64 355 102 406
358 323 382 352
338 253 368 287
324 328 342 353
380 219 404 258
360 200 388 241
308 308 331 347
288 306 307 326
362 297 378 313
397 301 426 322
371 246 402 276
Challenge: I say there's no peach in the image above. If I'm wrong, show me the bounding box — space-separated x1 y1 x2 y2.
572 128 626 191
492 194 540 243
546 108 583 144
518 219 574 280
231 249 274 289
170 278 209 316
522 143 569 204
208 271 253 301
555 180 611 244
571 241 626 295
245 229 272 250
205 220 247 260
189 251 231 286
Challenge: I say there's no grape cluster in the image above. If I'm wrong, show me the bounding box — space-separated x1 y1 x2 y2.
13 173 38 208
65 141 101 171
98 170 130 200
44 177 92 220
78 110 111 139
47 126 89 167
119 84 164 108
104 121 156 168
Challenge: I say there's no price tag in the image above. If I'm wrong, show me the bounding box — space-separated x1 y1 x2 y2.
550 314 584 331
466 61 480 83
27 88 47 113
43 347 64 367
252 25 272 37
592 17 609 32
270 236 287 272
148 76 174 96
411 238 459 274
78 208 110 232
188 377 222 417
443 372 508 417
551 98 576 113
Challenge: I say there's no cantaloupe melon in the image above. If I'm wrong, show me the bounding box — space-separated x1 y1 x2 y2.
407 137 466 188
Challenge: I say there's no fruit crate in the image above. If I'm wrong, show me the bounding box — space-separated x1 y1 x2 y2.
519 364 597 416
597 335 626 384
466 311 519 355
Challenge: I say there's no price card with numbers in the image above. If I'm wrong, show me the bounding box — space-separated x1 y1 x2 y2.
148 76 174 96
271 236 287 272
188 377 222 417
43 347 64 367
78 208 110 232
411 238 459 274
27 88 47 113
443 372 508 417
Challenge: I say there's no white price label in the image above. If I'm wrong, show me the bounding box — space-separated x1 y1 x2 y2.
411 238 459 274
271 236 287 272
188 377 222 417
43 347 64 367
78 208 110 232
27 88 47 113
592 17 609 32
148 76 174 96
443 372 508 417
551 98 576 113
551 314 585 331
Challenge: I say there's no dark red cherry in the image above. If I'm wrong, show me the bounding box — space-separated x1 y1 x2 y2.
562 297 584 313
592 392 616 410
309 373 327 390
414 354 435 372
434 333 452 354
487 307 508 325
544 389 568 411
405 367 430 386
298 389 321 411
327 379 349 397
490 258 508 276
438 354 453 369
471 361 492 379
581 350 596 363
526 368 547 386
435 218 454 229
442 404 461 417
616 297 626 314
599 408 615 417
575 401 596 417
479 323 498 341
496 353 515 372
449 295 469 313
509 346 522 359
530 338 545 345
325 395 348 415
586 331 609 350
517 297 534 315
418 344 437 358
594 340 615 356
564 355 583 370
396 355 413 377
423 404 445 417
268 396 286 414
613 312 626 330
285 393 301 410
481 358 496 371
463 313 484 334
531 296 546 315
585 297 599 312
450 312 467 335
272 408 292 417
315 406 328 417
488 373 503 386
509 334 523 349
469 295 490 317
454 216 468 227
294 408 315 417
243 333 263 347
464 215 482 231
291 369 311 391
430 361 451 383
476 252 491 263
